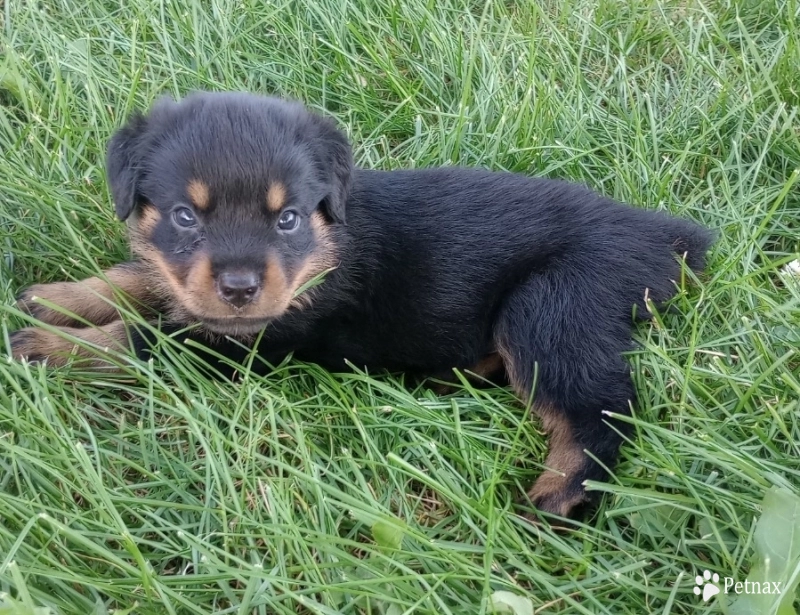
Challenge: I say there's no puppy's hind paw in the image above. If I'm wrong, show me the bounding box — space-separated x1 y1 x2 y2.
517 471 593 523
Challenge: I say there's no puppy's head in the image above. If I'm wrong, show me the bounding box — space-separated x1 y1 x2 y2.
106 92 352 336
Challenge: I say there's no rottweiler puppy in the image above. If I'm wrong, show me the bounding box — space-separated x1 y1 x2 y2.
10 92 714 518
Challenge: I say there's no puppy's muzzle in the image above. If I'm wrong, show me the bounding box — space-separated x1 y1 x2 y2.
216 270 261 308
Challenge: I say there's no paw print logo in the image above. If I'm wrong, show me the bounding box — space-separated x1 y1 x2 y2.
694 570 720 602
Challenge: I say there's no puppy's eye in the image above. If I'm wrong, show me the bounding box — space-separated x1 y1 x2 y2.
173 207 197 228
277 209 299 231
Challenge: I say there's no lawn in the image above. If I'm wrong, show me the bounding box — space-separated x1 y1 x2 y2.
1 0 799 613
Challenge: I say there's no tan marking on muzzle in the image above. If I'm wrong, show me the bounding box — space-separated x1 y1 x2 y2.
183 254 237 319
133 210 338 329
287 211 339 308
138 250 198 319
261 256 290 306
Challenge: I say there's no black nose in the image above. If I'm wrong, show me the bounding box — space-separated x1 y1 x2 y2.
216 271 261 308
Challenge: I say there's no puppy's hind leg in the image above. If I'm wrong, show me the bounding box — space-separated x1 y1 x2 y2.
494 267 636 518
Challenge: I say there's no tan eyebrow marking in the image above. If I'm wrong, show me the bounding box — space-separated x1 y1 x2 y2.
187 180 210 210
266 182 286 213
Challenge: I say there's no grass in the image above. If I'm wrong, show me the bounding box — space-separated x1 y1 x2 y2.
0 0 799 613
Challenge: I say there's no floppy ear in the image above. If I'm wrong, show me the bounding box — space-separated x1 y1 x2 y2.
311 115 353 224
106 113 148 221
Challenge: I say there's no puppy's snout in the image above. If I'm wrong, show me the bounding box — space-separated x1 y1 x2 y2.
216 270 261 308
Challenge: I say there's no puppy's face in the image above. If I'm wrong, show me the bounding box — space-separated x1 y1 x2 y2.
106 93 352 336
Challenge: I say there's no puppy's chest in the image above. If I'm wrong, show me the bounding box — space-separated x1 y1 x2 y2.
287 250 505 369
300 298 492 371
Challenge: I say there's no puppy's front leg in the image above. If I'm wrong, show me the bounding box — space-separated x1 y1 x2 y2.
16 261 158 327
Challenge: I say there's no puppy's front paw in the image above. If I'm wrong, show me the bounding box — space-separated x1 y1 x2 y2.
9 321 130 368
16 282 88 327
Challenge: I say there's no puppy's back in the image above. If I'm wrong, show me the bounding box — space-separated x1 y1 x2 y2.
348 167 712 282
